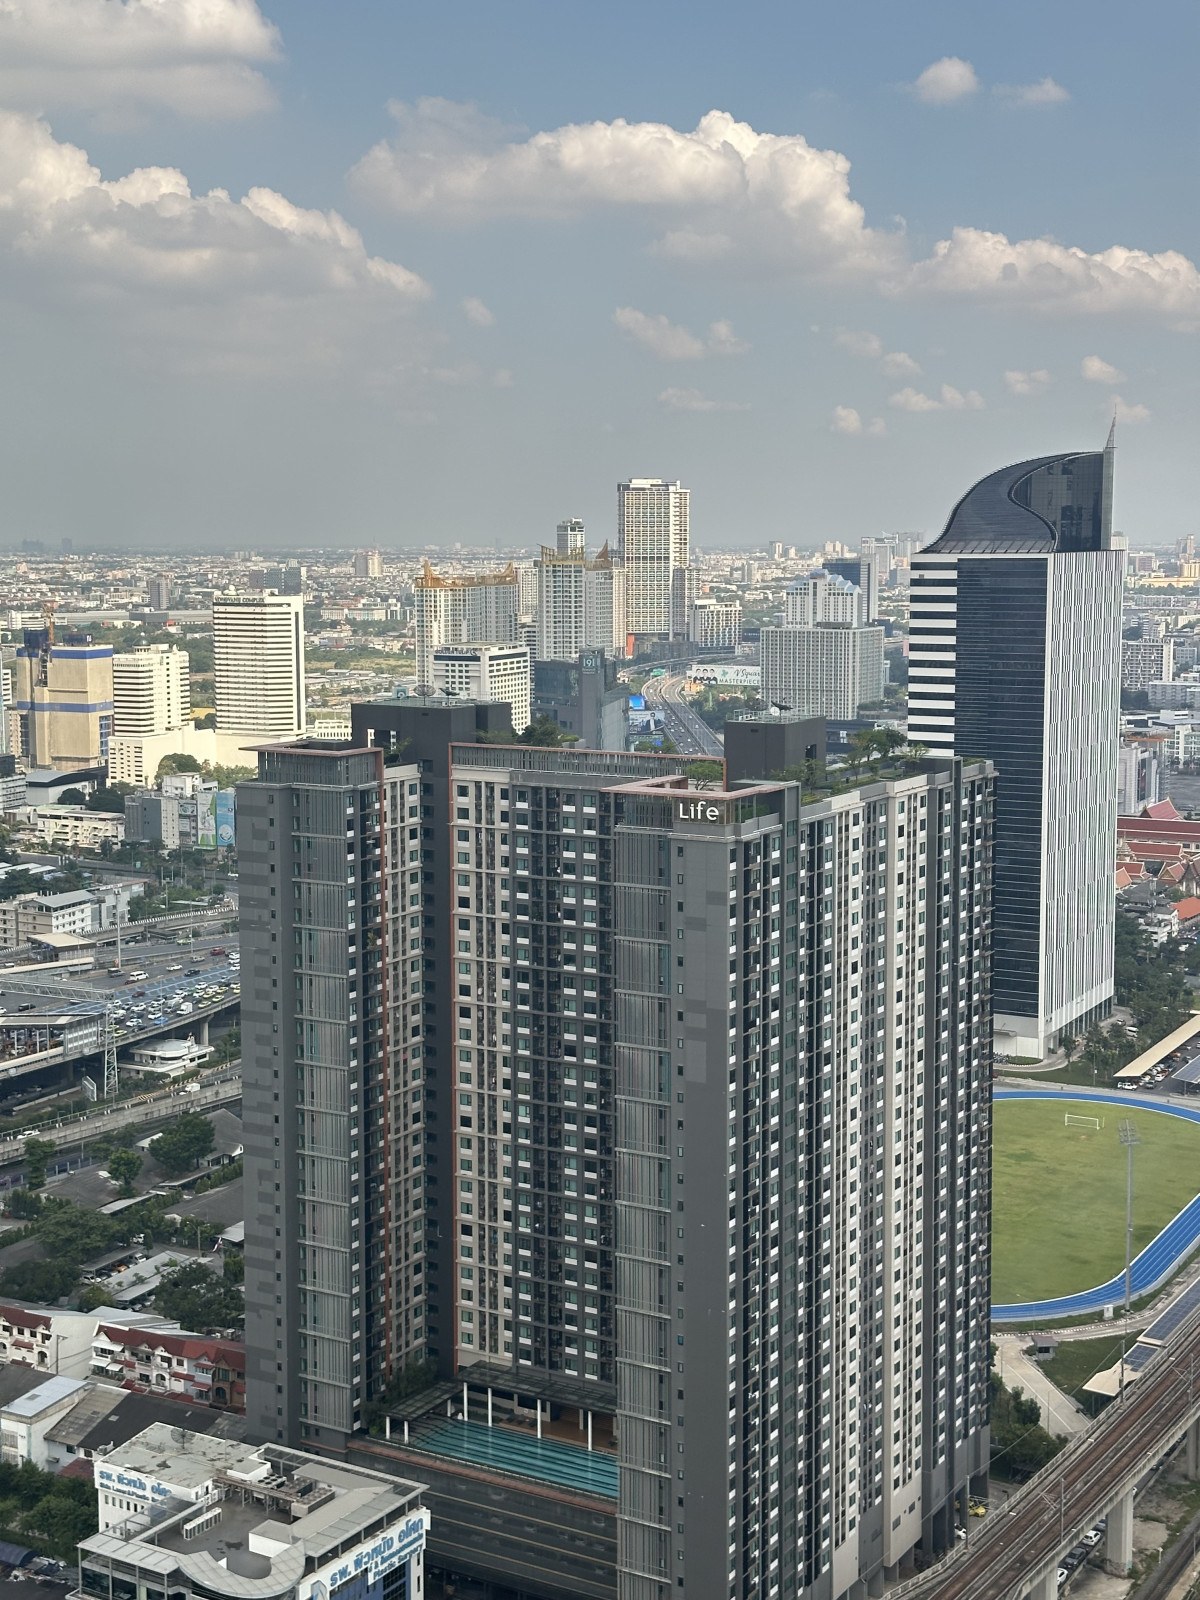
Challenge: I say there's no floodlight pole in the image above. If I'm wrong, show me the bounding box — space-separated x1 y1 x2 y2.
1118 1118 1140 1401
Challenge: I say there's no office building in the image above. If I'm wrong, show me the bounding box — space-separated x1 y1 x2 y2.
433 643 532 732
688 597 742 649
1117 739 1162 815
241 741 431 1451
557 518 586 556
414 563 520 691
13 627 113 768
82 1424 428 1600
1122 636 1174 692
536 543 626 662
907 442 1123 1059
355 550 385 579
112 644 191 736
148 576 172 611
532 652 629 751
761 624 885 720
617 479 690 640
212 593 306 739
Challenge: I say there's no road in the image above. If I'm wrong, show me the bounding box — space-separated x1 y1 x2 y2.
642 670 725 758
891 1302 1200 1600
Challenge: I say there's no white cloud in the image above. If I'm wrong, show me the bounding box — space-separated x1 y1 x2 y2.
911 57 979 105
353 100 902 281
658 387 749 412
890 383 985 412
614 307 747 359
995 77 1070 107
1082 354 1124 383
351 103 1200 322
903 229 1200 318
462 296 494 326
0 0 280 119
1004 368 1053 395
835 328 882 358
1111 394 1151 424
879 350 921 378
831 406 885 436
0 110 431 376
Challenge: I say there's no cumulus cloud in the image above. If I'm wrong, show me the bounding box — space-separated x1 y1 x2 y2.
462 296 494 326
614 306 747 359
658 387 749 412
890 384 985 412
351 103 1200 322
995 77 1070 107
1004 368 1053 395
831 406 885 436
1111 395 1151 424
0 0 281 119
835 328 882 358
911 57 979 105
1082 354 1124 383
353 100 902 281
879 350 921 378
0 110 430 376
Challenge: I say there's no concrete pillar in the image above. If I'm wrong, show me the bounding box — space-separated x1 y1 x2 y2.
587 1410 593 1451
536 1398 542 1440
1106 1488 1134 1576
1186 1416 1200 1479
198 1018 210 1046
461 1380 468 1421
1026 1571 1056 1600
866 1570 885 1598
487 1388 493 1428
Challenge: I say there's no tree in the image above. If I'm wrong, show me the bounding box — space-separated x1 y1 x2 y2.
86 785 131 813
0 1259 79 1303
5 1188 41 1219
150 1111 215 1177
108 1149 142 1196
77 1282 117 1311
211 764 255 787
56 787 88 806
157 753 202 777
688 760 724 783
154 1260 243 1333
22 1138 55 1190
35 1201 119 1265
518 715 578 748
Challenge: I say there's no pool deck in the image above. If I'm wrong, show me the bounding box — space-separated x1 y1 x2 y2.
404 1416 619 1499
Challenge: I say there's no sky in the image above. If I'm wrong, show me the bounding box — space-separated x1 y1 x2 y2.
1 0 1198 552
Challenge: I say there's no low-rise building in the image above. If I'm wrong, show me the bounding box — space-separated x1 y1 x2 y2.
0 1303 167 1381
80 1426 427 1600
0 1374 92 1468
91 1324 245 1412
28 807 123 852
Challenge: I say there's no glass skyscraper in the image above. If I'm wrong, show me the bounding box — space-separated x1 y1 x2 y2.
906 439 1123 1059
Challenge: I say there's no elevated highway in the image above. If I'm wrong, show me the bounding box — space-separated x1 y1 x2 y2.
642 670 725 758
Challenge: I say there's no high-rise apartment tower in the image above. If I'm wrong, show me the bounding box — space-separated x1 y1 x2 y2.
212 593 306 739
617 480 690 640
536 543 627 662
414 564 521 692
906 443 1122 1058
113 643 191 736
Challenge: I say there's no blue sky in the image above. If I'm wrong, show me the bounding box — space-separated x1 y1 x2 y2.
1 0 1196 550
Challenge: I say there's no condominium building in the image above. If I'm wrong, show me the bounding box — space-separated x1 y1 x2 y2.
13 627 113 767
240 741 428 1450
148 576 172 611
688 597 742 649
907 441 1123 1059
760 624 885 719
557 518 586 556
1122 635 1174 691
112 644 191 736
414 563 520 690
433 643 532 732
535 544 626 662
211 593 306 739
355 550 385 579
784 572 866 627
617 479 690 639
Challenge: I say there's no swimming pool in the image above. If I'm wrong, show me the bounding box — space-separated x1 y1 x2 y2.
407 1417 619 1498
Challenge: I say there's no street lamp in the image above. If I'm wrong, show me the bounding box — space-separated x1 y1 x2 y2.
1119 1118 1141 1400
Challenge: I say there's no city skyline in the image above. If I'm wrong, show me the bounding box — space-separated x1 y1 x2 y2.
0 0 1193 547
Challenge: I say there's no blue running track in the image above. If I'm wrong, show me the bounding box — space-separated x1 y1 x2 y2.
992 1089 1200 1322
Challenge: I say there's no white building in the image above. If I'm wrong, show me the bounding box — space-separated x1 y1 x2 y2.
29 806 123 851
414 562 520 690
112 644 191 736
556 518 586 555
760 623 885 719
1122 635 1174 691
535 544 626 661
433 643 531 732
211 593 306 739
784 570 866 626
687 597 742 649
353 550 383 579
617 478 690 638
85 1426 428 1600
0 1375 91 1468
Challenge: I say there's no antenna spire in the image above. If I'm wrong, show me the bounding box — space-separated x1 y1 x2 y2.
1105 414 1117 453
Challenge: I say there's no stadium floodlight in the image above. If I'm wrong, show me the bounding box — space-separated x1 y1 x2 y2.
1118 1118 1141 1400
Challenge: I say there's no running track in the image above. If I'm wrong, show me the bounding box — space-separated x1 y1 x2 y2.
992 1089 1200 1322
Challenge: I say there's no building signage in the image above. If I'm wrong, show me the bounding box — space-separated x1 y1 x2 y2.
675 798 732 825
307 1512 429 1597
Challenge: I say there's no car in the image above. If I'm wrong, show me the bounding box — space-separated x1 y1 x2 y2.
1082 1530 1102 1547
185 968 202 977
211 947 226 956
16 1004 35 1013
1057 1571 1068 1588
166 964 183 972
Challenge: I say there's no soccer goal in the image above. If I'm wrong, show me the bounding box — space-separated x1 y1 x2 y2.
1064 1113 1104 1130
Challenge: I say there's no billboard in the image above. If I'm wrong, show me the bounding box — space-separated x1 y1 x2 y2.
196 785 217 850
215 789 236 849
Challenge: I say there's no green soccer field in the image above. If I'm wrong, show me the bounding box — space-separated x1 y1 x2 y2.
991 1098 1200 1304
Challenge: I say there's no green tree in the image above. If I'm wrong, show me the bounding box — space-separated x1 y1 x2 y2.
56 788 88 806
688 760 724 782
157 753 202 776
0 1259 79 1302
5 1189 41 1219
35 1201 119 1264
86 785 132 813
108 1148 142 1196
210 764 255 787
77 1282 117 1311
150 1111 215 1177
154 1260 243 1333
518 715 578 748
22 1138 55 1190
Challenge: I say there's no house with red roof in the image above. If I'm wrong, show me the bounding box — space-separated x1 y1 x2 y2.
91 1322 245 1411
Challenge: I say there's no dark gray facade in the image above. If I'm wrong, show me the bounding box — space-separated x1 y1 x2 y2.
533 654 629 751
725 714 827 785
